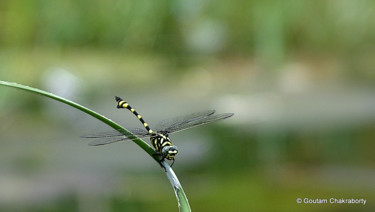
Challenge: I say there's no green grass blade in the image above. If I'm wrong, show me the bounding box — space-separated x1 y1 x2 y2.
162 161 192 212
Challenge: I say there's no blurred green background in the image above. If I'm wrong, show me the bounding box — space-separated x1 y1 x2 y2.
1 0 375 211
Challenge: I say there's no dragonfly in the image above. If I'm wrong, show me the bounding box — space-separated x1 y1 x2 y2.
82 96 234 165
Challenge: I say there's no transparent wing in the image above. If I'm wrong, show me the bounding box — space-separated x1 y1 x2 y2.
163 113 234 133
81 128 149 138
88 136 130 146
82 128 151 146
155 110 215 132
156 110 234 134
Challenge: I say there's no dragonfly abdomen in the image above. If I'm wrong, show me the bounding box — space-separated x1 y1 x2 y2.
115 96 153 134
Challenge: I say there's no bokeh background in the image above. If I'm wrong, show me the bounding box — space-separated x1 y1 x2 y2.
1 0 375 211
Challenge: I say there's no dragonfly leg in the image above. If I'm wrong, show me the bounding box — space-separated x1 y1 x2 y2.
152 152 167 170
152 152 162 160
160 161 167 172
170 159 175 167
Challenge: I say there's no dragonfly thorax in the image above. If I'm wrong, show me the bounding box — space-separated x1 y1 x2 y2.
150 132 178 160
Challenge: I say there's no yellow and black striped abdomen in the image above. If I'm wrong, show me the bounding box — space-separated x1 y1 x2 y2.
115 96 153 134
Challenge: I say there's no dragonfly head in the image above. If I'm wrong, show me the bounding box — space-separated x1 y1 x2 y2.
162 145 178 160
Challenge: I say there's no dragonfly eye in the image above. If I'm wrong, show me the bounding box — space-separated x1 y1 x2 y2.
162 146 178 160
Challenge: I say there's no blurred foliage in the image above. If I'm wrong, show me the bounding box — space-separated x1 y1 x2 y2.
1 0 375 54
1 0 375 83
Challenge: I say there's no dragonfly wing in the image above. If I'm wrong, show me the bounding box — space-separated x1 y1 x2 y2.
81 128 149 138
128 128 150 137
162 112 234 134
155 110 216 132
81 130 123 138
88 136 130 146
83 128 151 146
